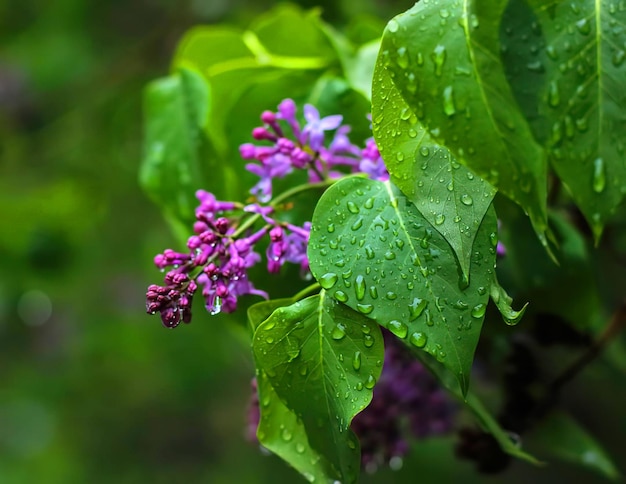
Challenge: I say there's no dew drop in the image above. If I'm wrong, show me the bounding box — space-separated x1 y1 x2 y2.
435 213 445 225
327 223 335 233
384 251 397 260
388 19 399 33
419 146 430 157
364 197 375 209
613 49 626 67
442 85 456 116
386 291 398 300
575 18 591 35
351 217 364 231
431 45 447 76
489 232 498 247
409 297 428 321
364 374 376 389
388 320 408 338
460 194 473 206
363 334 374 348
365 245 375 260
369 286 378 299
409 331 427 348
593 157 606 193
355 275 366 301
548 80 560 107
334 290 348 303
319 272 338 289
347 201 360 214
296 443 305 454
471 303 486 318
396 47 409 69
332 323 347 340
281 427 293 441
357 303 374 314
396 152 405 162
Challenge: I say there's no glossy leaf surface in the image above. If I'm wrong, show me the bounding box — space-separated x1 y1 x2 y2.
372 62 496 279
308 176 497 395
522 0 626 239
253 294 384 483
375 0 548 238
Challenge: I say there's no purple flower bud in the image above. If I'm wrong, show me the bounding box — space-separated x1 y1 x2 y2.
252 127 277 142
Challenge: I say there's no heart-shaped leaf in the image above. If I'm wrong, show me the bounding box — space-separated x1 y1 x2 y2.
374 0 548 241
307 176 497 395
372 61 496 279
252 294 384 483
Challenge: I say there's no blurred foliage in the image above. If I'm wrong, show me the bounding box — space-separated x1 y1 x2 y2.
1 0 625 483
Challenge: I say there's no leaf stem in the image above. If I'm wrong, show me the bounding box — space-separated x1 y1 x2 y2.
293 283 320 301
233 179 336 237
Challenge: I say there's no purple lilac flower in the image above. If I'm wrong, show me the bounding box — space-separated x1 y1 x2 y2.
301 104 343 151
146 189 314 328
241 99 389 201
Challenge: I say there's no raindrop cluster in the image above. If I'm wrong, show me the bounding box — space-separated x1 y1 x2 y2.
146 99 389 328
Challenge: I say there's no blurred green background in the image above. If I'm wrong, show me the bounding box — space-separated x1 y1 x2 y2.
0 1 622 483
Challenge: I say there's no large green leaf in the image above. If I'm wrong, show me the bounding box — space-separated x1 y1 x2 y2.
528 412 620 479
307 176 497 395
174 6 337 158
372 61 496 279
518 0 626 240
255 370 330 483
139 67 208 226
375 0 549 240
252 294 384 483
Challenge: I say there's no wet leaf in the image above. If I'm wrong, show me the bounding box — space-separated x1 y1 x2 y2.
489 273 528 326
374 0 548 242
372 61 496 279
308 176 497 395
255 370 330 483
252 294 384 483
520 0 626 240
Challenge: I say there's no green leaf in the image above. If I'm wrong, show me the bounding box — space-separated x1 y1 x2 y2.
249 4 336 61
489 273 528 326
255 370 330 483
308 176 497 395
518 0 626 240
496 198 602 331
372 61 496 279
139 67 208 225
173 6 338 159
528 412 620 480
375 0 549 241
247 298 295 333
252 294 384 483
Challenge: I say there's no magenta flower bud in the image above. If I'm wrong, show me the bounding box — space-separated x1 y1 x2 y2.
214 217 230 234
239 143 257 159
252 127 277 141
261 110 276 124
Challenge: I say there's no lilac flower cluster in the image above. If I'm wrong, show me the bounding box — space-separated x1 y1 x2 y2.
240 99 388 202
146 99 388 328
351 330 455 472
